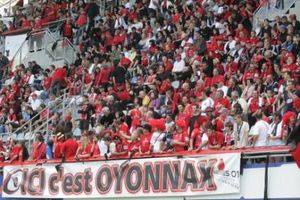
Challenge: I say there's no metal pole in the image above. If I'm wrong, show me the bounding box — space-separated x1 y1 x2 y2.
29 120 32 150
46 107 49 140
62 89 66 116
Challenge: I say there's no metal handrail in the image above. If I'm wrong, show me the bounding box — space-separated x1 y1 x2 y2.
11 89 68 136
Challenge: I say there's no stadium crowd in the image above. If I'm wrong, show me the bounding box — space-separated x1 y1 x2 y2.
0 0 299 163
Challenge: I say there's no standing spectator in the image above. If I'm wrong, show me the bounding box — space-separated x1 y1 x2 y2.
78 95 94 132
75 135 92 160
61 133 78 160
50 66 67 97
207 124 224 150
0 52 9 80
249 112 270 147
234 114 250 148
31 132 46 160
53 132 64 159
268 113 284 146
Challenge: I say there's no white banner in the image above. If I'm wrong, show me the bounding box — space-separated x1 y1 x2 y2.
2 153 241 199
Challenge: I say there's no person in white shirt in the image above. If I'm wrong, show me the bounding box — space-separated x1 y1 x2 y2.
233 114 250 148
98 136 111 158
150 122 165 153
200 90 214 112
268 113 284 146
172 55 186 73
29 93 42 111
249 112 270 147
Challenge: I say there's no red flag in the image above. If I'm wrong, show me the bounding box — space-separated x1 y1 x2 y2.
291 143 300 168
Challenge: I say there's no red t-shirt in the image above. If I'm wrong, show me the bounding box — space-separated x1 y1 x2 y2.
173 131 189 152
10 145 23 161
62 139 78 159
78 143 92 155
54 141 63 159
208 132 224 147
52 68 66 81
31 142 46 160
140 133 152 153
190 129 202 149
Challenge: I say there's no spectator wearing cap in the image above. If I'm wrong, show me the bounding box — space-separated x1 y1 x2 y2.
31 132 46 160
173 119 189 152
149 119 166 153
53 132 64 159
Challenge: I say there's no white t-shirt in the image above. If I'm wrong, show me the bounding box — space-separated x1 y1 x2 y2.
150 131 165 153
172 60 186 73
200 97 214 111
201 133 209 150
268 121 284 146
233 121 250 148
250 120 270 147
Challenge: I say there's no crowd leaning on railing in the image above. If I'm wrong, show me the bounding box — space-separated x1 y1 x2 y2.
0 0 299 163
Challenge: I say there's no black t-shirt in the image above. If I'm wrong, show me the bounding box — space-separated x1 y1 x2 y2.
112 66 127 84
99 113 115 128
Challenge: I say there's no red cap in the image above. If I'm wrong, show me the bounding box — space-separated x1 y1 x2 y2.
293 98 300 111
282 111 297 125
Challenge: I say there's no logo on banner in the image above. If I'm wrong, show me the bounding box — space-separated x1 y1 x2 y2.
3 154 241 198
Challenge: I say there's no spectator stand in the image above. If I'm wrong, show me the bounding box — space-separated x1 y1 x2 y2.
0 88 77 152
253 0 298 31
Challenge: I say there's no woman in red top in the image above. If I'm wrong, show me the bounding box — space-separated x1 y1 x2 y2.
75 135 92 160
5 108 19 133
9 141 24 163
91 136 100 158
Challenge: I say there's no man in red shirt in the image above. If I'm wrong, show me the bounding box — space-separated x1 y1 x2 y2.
61 133 78 160
139 124 152 155
50 66 67 97
31 132 46 161
207 124 224 150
